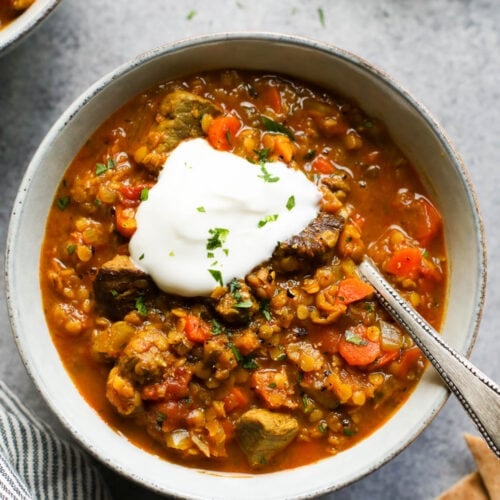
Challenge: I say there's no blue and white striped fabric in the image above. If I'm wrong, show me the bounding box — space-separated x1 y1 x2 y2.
0 381 112 500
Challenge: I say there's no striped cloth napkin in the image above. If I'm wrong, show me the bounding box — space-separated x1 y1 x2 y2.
0 381 112 500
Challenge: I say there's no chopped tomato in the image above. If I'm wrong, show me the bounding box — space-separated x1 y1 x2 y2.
317 328 341 354
338 325 381 367
336 277 374 305
115 204 137 238
397 193 442 247
184 314 212 343
207 115 241 151
224 387 250 413
385 247 422 278
119 183 154 202
312 156 335 174
389 346 423 379
262 86 282 113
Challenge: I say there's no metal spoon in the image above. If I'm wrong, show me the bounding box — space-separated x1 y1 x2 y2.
358 257 500 458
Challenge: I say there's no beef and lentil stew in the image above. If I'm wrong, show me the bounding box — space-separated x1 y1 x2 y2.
40 70 447 473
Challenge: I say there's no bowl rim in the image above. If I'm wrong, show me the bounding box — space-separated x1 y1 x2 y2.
0 0 62 56
5 32 487 498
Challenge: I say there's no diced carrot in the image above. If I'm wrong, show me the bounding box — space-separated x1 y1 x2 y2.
336 278 374 305
207 115 241 151
312 156 335 174
338 325 381 367
389 346 422 379
262 86 282 113
385 247 422 278
184 314 212 343
317 328 341 354
115 204 137 238
223 387 250 413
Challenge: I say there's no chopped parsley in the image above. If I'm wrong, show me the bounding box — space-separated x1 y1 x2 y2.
156 412 166 429
138 253 145 260
254 147 271 163
169 250 175 257
95 158 115 176
344 329 368 346
140 187 149 201
208 269 223 286
135 296 148 315
242 356 259 370
196 206 206 213
211 319 224 335
261 115 295 141
318 7 325 27
258 164 280 183
66 244 76 255
229 342 243 363
229 278 242 301
110 289 119 297
268 382 277 389
302 394 309 410
318 421 328 433
343 428 356 436
258 214 279 228
56 196 70 211
286 195 295 210
234 300 253 309
260 299 271 321
207 227 229 251
186 9 196 20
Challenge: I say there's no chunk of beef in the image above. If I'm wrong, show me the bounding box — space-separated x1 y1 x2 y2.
93 255 158 320
211 279 259 325
271 212 344 273
106 366 142 416
250 368 298 410
236 409 299 467
137 90 222 173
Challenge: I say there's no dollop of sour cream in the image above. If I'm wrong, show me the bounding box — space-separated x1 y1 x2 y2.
129 138 321 296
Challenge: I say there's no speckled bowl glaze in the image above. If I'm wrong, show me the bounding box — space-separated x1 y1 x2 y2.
0 0 61 56
5 33 486 499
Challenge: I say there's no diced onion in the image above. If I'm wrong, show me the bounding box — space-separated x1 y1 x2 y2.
379 321 404 351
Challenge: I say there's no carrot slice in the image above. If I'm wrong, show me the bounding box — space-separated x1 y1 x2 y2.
207 115 241 151
184 314 212 343
336 278 374 305
385 247 422 278
338 325 381 367
312 156 335 174
262 86 282 113
389 346 423 379
224 387 250 413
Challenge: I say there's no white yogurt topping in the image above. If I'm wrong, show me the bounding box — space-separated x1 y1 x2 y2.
129 138 321 296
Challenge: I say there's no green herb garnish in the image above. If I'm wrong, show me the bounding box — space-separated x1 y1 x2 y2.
229 278 242 301
139 253 145 260
140 188 149 201
207 227 229 250
186 9 196 20
318 7 325 27
286 195 295 211
135 296 148 315
95 158 115 176
257 214 279 228
343 428 356 436
235 300 253 309
318 421 328 433
229 342 243 363
208 269 223 286
261 115 295 141
66 244 76 255
260 300 271 321
197 206 206 213
344 329 368 346
258 164 280 183
254 148 271 163
211 319 224 335
56 196 70 211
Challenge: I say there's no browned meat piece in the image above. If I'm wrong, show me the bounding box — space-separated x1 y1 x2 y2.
236 409 299 467
271 212 344 272
211 278 259 325
93 255 158 320
136 90 222 173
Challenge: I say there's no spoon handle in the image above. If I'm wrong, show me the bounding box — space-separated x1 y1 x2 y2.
358 258 500 458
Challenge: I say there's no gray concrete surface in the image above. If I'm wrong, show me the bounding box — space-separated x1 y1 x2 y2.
0 0 498 498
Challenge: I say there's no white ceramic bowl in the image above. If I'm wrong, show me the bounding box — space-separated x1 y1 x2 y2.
0 0 61 56
5 33 486 499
